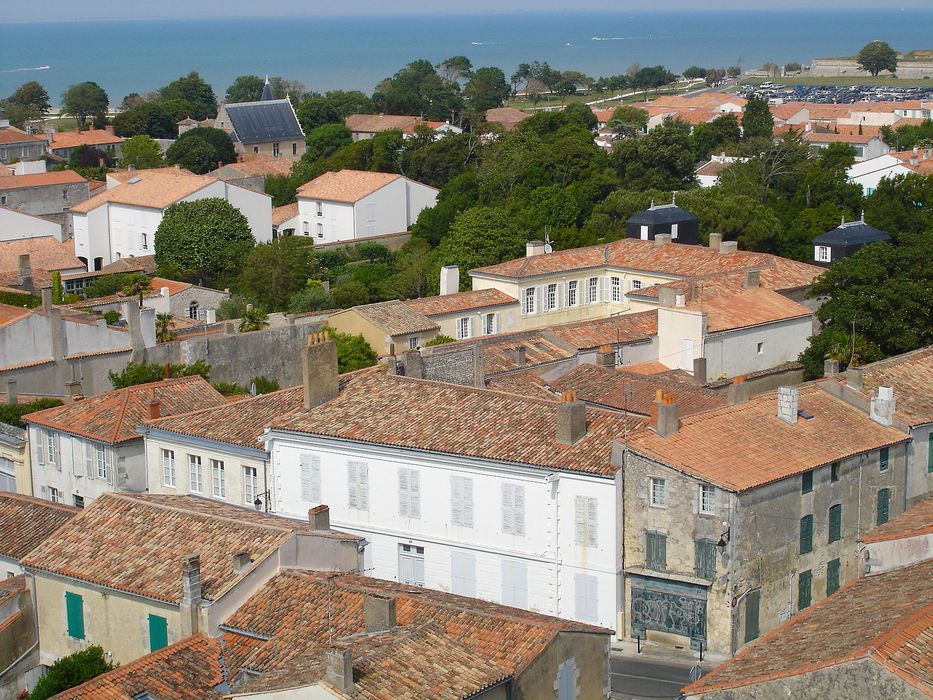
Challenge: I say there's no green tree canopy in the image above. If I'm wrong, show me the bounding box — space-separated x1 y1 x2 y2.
154 198 254 285
611 118 695 191
119 135 164 169
112 101 177 139
682 66 707 79
690 113 742 162
157 71 218 121
236 237 319 312
28 646 114 700
0 397 63 430
61 81 109 125
880 119 933 151
437 56 474 83
856 41 898 77
465 67 511 111
225 75 265 103
296 97 341 133
2 80 51 127
742 96 774 140
608 105 649 138
109 360 211 389
303 123 353 162
373 59 463 122
435 206 527 275
327 329 378 373
165 127 236 173
864 173 933 239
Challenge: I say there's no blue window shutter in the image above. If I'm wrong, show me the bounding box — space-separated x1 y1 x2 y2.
65 592 84 639
148 614 168 652
879 447 889 472
826 559 840 596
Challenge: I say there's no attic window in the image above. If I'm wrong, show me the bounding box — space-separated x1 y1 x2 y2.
797 410 814 420
234 551 252 572
128 176 141 185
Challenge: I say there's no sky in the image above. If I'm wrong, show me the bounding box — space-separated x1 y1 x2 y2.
5 0 930 22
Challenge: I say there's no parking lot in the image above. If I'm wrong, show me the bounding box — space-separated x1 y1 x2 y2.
739 83 933 104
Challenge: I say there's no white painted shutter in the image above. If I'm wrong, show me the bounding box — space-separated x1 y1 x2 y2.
600 277 610 302
574 573 598 622
358 463 369 511
451 551 476 597
409 470 421 519
84 443 94 478
502 485 513 534
53 433 61 469
348 462 358 509
451 477 462 525
36 430 45 466
106 449 114 486
399 468 409 517
555 281 563 310
514 485 525 536
587 498 598 547
501 559 528 608
399 552 413 584
461 477 473 528
300 454 321 502
468 316 475 340
574 496 585 545
71 437 82 477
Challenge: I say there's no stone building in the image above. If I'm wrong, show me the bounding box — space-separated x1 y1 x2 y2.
0 171 90 234
0 125 47 164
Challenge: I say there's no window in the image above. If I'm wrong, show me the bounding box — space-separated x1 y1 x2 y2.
879 447 889 472
649 477 666 507
408 335 419 350
188 455 203 493
831 462 839 483
557 660 577 700
801 470 813 494
316 202 323 216
646 532 667 571
316 223 324 239
587 277 599 303
566 280 577 307
49 487 62 504
483 313 496 335
272 142 280 157
65 592 85 639
876 488 890 526
300 454 321 502
302 221 310 236
574 573 599 622
826 558 841 596
756 341 764 355
501 559 527 608
815 246 831 263
45 429 57 465
73 494 84 509
828 504 842 543
187 301 199 320
501 483 525 535
95 445 108 480
670 223 679 239
450 476 473 528
348 461 369 511
798 569 812 610
639 224 649 240
522 287 536 315
148 614 168 652
211 459 226 498
695 540 717 579
162 449 175 487
451 550 476 596
398 544 424 586
744 589 760 642
253 146 259 153
574 496 598 547
456 316 470 340
243 466 257 505
0 195 5 205
699 484 715 514
367 203 376 220
611 276 621 302
546 283 558 311
141 232 148 250
292 142 298 156
630 279 642 291
799 514 813 554
398 467 421 519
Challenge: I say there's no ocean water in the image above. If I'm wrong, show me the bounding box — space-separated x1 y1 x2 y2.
1 9 932 105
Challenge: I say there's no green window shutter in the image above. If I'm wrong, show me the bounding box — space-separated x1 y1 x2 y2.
65 592 84 640
646 532 667 571
744 589 761 643
877 488 890 526
879 447 889 472
928 434 933 473
799 515 813 554
148 614 168 652
798 570 812 610
828 504 842 543
695 540 716 580
801 471 813 494
827 558 841 596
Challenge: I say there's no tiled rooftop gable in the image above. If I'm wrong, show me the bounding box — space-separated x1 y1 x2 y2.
0 492 78 561
296 169 404 203
862 494 933 544
404 288 517 317
343 299 439 336
836 345 933 427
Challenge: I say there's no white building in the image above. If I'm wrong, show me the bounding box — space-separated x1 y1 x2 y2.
263 337 640 631
295 169 437 244
0 206 62 242
695 154 747 188
846 152 923 196
69 169 272 271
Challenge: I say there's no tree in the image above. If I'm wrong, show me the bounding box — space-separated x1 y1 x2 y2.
225 74 265 103
326 329 377 373
3 80 50 127
165 127 236 173
109 360 211 389
238 306 269 332
690 113 741 162
154 198 254 285
112 101 176 139
611 118 695 191
865 173 933 239
0 397 63 430
856 41 898 77
83 272 151 299
607 105 648 138
465 67 510 112
435 207 527 274
155 313 176 342
727 65 742 79
119 135 163 169
157 71 218 120
880 119 933 151
296 98 341 133
437 56 473 84
683 66 707 79
61 81 109 125
323 90 374 117
425 335 455 346
742 95 774 140
68 145 113 169
632 66 674 100
373 59 463 122
27 646 114 700
237 237 318 312
330 279 370 308
303 123 353 163
563 103 598 132
704 68 726 87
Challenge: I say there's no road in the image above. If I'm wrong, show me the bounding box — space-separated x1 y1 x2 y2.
611 653 712 700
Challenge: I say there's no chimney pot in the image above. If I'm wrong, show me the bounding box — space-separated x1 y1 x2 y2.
163 361 170 379
556 395 586 445
777 386 798 425
41 287 52 312
149 399 161 420
525 240 545 257
693 357 707 384
708 232 723 251
654 233 672 247
743 269 760 289
514 345 527 367
658 286 677 307
308 504 330 531
324 648 354 694
181 553 202 611
596 344 615 369
364 594 397 633
674 293 685 308
303 333 339 410
823 359 840 377
6 380 17 405
439 265 460 296
727 375 749 404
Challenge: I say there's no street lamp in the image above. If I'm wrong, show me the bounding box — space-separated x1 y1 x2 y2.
253 490 271 512
717 525 731 555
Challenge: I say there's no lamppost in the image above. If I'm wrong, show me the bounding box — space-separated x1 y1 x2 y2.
253 490 272 512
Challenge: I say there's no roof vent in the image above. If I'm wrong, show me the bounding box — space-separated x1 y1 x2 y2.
128 176 141 185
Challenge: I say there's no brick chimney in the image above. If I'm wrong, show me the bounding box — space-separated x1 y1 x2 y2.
869 386 895 426
777 386 798 425
364 594 397 633
514 345 527 367
6 380 17 406
308 504 330 531
303 331 339 410
439 265 459 296
708 232 723 252
556 390 586 445
149 399 161 420
180 553 201 636
743 269 760 289
324 648 354 694
596 344 615 369
655 391 680 437
727 375 749 404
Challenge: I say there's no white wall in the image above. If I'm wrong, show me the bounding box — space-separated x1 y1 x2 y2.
223 182 273 244
0 207 62 242
352 179 409 239
657 307 705 372
703 316 812 380
296 198 355 243
72 205 111 270
405 180 440 228
268 435 621 629
109 204 162 260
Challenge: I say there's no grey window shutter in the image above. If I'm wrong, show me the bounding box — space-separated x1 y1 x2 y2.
399 468 409 517
450 477 462 525
53 433 61 468
587 498 598 547
574 496 585 545
451 550 476 597
502 485 513 534
462 478 473 528
410 470 421 519
358 464 369 511
348 462 358 509
300 455 314 501
106 449 114 486
600 276 609 302
659 534 667 569
84 443 93 478
36 430 45 466
514 486 525 536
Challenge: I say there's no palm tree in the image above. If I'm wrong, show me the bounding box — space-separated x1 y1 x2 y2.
238 307 269 333
155 313 176 343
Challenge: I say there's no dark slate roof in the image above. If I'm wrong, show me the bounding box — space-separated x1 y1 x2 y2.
813 220 891 246
627 203 699 225
224 99 304 145
261 78 274 102
0 421 26 447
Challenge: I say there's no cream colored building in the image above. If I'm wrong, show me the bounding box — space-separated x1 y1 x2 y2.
214 80 306 162
326 300 441 356
0 421 28 495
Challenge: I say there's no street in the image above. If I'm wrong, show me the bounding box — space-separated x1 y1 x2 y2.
610 650 716 700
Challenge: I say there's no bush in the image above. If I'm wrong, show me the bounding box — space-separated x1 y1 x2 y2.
212 381 248 397
102 310 121 325
252 376 280 394
0 290 40 308
215 296 251 321
0 398 64 429
326 328 378 372
83 273 151 300
424 335 455 347
109 360 211 389
27 645 114 700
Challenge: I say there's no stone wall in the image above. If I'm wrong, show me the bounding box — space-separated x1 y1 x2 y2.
810 57 933 79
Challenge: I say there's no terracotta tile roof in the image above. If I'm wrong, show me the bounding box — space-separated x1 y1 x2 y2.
106 166 195 184
69 171 216 213
769 103 808 121
686 287 812 333
272 202 298 225
550 364 726 417
23 375 227 445
340 299 439 336
22 493 354 603
803 129 883 145
0 127 46 144
480 334 576 374
836 346 933 427
485 107 529 130
633 261 824 300
0 236 84 276
628 385 908 492
548 310 658 351
272 373 641 476
0 492 78 562
404 289 517 317
891 149 933 175
0 302 33 328
47 128 123 150
0 575 26 609
471 238 823 292
683 560 933 697
149 276 192 296
345 113 421 133
0 170 86 191
485 370 555 399
145 385 303 451
216 156 293 178
623 360 672 376
297 169 403 203
51 634 224 699
862 495 933 544
221 569 609 684
696 159 730 177
63 255 157 282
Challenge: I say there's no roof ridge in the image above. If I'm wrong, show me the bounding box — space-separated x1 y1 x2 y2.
868 600 933 660
114 493 296 535
0 491 80 513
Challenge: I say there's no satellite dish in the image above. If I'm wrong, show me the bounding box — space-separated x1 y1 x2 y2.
544 243 553 254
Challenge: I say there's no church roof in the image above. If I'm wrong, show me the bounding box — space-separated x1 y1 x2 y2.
224 99 304 145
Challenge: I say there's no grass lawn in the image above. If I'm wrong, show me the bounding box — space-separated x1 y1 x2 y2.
508 80 703 112
742 75 933 87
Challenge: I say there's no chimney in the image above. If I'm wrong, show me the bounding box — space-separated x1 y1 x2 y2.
525 240 545 257
163 361 171 379
303 332 339 410
674 293 685 308
847 366 864 393
654 233 672 247
104 125 114 135
364 594 397 633
180 554 201 635
6 380 17 405
596 344 615 369
869 386 895 426
17 254 33 290
66 380 83 401
693 357 707 384
308 504 330 531
727 375 749 404
160 286 170 298
127 164 135 172
514 345 527 367
655 391 680 437
910 154 919 167
823 359 840 377
232 551 251 572
743 269 760 289
719 240 738 255
658 286 677 307
439 265 459 295
149 399 161 420
708 232 723 252
556 390 587 445
41 287 52 312
205 309 216 324
324 648 354 694
777 386 798 425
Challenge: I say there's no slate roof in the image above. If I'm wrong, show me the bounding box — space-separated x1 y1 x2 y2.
813 219 892 246
404 288 517 317
683 560 933 697
341 299 438 336
0 492 78 562
271 372 641 476
50 634 225 699
297 169 404 203
862 495 933 545
686 287 813 333
0 170 86 190
627 203 700 225
23 375 227 445
22 493 357 603
224 99 304 144
627 384 908 492
835 346 933 427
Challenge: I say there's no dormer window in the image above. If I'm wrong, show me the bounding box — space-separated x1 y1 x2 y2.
815 246 831 263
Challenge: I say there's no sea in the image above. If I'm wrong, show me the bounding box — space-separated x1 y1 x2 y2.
1 9 932 106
